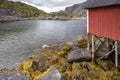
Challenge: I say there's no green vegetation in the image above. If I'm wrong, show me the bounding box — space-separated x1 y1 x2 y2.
21 38 119 80
51 12 77 18
0 0 81 19
0 0 48 18
0 36 120 80
51 12 80 18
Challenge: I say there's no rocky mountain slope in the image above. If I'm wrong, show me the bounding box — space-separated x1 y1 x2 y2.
0 0 47 17
65 2 87 17
0 1 87 21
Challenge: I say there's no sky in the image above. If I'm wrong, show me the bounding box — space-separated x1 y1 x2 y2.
9 0 86 13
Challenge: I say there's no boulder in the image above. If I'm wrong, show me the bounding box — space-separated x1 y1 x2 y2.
66 42 74 46
68 48 91 62
8 72 29 80
22 60 35 71
42 44 50 49
0 71 8 80
0 72 29 80
38 55 48 72
38 66 62 80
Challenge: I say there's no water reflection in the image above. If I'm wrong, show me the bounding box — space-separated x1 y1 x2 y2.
0 20 87 69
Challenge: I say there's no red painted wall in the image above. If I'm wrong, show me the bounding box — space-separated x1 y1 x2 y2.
89 6 120 41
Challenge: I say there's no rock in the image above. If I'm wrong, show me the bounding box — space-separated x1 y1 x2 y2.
0 9 18 16
0 16 21 22
38 66 62 80
68 48 91 62
62 64 67 72
0 8 21 22
38 55 48 72
66 42 74 46
0 71 8 80
22 60 35 71
62 45 73 52
86 63 92 71
42 44 50 49
61 74 68 80
65 2 87 17
0 72 29 80
8 72 29 80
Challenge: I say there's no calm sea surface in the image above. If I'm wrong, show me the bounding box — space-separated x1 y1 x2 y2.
0 19 87 69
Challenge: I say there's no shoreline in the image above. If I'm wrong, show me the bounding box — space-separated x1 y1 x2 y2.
0 16 86 22
0 36 119 80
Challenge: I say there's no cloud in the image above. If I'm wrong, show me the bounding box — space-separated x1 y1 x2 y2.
9 0 87 13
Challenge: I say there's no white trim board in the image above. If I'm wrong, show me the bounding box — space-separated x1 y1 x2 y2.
87 10 89 33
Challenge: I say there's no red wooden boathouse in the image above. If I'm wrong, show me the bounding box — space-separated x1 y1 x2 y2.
85 0 120 67
85 0 120 41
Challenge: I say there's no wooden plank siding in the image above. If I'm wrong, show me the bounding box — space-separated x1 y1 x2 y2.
88 5 120 41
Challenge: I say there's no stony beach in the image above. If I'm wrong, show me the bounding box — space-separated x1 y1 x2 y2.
0 36 120 80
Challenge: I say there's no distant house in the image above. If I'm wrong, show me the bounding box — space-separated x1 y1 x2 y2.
85 0 120 67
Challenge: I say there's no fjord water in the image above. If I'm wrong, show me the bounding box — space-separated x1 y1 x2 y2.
0 19 87 69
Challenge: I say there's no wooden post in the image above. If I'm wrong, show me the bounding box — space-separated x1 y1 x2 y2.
106 39 109 48
115 41 118 68
92 35 95 63
87 34 90 52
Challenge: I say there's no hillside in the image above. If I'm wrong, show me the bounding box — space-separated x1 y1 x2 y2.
65 2 87 17
0 0 47 18
0 0 86 21
50 11 79 19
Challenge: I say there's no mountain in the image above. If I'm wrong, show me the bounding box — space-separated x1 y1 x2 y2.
65 2 87 17
50 2 87 18
0 0 47 18
0 0 86 21
50 11 77 18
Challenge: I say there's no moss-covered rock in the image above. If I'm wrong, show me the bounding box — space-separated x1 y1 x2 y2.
1 37 120 80
38 66 62 80
76 37 88 48
22 60 34 71
68 49 91 62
